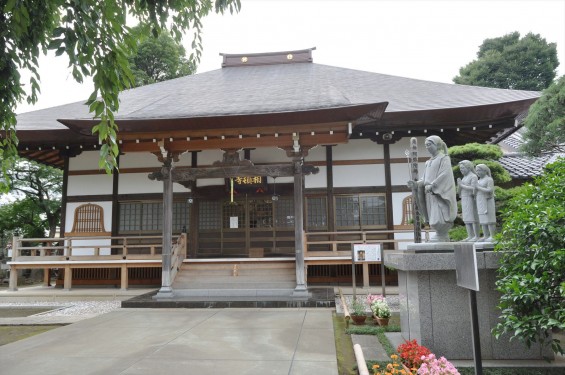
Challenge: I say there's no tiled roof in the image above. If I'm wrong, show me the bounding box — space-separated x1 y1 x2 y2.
16 57 540 128
499 153 565 179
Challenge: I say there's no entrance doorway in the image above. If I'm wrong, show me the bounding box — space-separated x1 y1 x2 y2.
195 195 295 258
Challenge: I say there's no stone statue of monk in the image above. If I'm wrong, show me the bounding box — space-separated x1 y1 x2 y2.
407 136 457 242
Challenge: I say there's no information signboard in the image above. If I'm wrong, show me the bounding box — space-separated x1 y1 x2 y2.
353 243 381 262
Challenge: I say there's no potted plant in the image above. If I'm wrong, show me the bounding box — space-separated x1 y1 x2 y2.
349 299 367 325
369 295 391 326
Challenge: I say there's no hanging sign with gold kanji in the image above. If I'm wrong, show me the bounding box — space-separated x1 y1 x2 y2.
227 176 267 193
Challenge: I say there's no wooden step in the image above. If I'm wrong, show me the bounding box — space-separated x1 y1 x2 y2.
172 260 296 290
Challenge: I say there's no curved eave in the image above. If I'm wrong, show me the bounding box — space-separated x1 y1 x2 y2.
353 98 537 145
363 98 537 130
58 102 389 136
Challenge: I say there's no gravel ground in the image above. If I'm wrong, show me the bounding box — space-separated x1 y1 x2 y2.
0 301 121 317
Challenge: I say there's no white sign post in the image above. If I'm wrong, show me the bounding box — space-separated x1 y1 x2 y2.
454 243 483 375
351 243 383 299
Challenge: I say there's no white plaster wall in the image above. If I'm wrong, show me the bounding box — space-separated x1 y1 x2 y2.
197 178 225 187
391 160 427 186
174 151 194 167
333 164 383 187
334 139 383 160
118 173 166 194
391 136 430 158
120 152 162 169
304 145 326 162
65 201 112 255
67 175 113 196
198 150 224 165
69 151 102 171
273 176 293 184
305 166 327 188
250 147 289 163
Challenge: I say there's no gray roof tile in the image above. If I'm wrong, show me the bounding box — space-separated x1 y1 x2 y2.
16 62 540 129
499 153 565 179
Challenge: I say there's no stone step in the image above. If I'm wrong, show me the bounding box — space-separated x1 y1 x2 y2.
180 262 295 271
169 288 308 299
175 273 295 282
177 268 295 277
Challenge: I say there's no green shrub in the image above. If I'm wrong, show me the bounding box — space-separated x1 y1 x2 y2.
494 158 565 355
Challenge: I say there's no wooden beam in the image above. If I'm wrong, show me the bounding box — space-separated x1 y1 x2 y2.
117 121 350 141
120 132 349 153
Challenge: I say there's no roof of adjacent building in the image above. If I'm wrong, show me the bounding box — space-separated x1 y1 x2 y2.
499 152 565 179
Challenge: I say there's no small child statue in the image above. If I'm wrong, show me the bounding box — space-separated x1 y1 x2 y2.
456 160 480 242
474 164 497 242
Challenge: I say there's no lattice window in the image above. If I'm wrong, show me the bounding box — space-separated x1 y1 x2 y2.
118 201 189 233
274 198 294 228
223 201 245 229
335 194 387 229
401 195 414 225
335 196 359 227
119 203 141 231
67 203 111 236
173 202 189 232
142 202 163 231
306 196 327 229
360 196 386 226
248 199 273 228
199 201 222 230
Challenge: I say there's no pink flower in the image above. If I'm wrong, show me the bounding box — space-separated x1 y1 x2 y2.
417 353 460 375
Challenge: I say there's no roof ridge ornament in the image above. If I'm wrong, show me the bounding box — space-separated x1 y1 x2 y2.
220 47 316 68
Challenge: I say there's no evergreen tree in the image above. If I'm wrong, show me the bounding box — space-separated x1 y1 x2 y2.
454 32 559 91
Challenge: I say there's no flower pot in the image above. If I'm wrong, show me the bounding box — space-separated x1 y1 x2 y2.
350 314 367 325
374 316 389 326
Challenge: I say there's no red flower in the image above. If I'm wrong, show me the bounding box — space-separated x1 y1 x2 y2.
396 339 431 369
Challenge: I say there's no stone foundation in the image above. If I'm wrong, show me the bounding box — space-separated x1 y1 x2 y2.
386 243 553 360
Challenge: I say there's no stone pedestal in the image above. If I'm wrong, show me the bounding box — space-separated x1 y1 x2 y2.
386 243 553 360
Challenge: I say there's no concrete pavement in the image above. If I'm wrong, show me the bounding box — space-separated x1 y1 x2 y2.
0 307 338 375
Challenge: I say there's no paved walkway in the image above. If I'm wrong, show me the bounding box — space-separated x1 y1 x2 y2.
1 286 338 374
0 307 337 375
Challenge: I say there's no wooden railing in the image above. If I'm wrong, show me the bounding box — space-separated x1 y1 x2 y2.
304 228 430 257
304 228 430 290
10 235 170 262
7 234 184 291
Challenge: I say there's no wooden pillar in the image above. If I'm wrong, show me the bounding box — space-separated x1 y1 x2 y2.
383 143 394 231
293 158 307 294
188 151 198 259
8 265 18 291
43 268 50 286
63 265 72 290
120 264 128 290
325 145 335 233
59 155 70 237
8 236 19 291
156 161 174 297
111 155 120 254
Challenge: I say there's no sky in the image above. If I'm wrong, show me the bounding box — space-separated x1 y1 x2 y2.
16 0 565 114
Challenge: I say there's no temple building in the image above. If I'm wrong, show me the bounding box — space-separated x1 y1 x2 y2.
10 48 539 298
